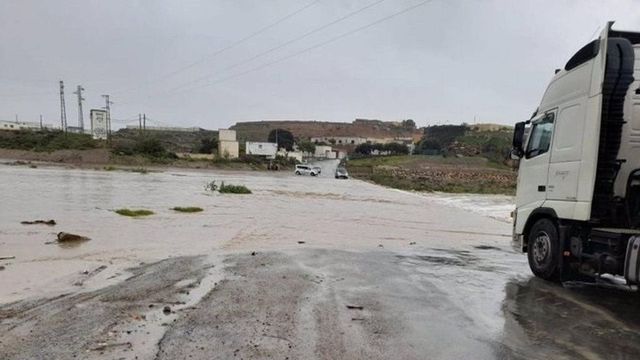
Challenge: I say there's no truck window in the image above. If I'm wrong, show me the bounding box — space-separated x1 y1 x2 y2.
525 114 554 158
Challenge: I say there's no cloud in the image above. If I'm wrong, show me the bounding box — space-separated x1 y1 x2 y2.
1 0 639 129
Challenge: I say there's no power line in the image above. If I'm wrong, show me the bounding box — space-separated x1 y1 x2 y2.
174 0 431 94
113 0 321 96
170 0 387 93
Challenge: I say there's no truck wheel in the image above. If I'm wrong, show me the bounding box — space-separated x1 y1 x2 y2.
527 218 561 281
295 171 301 175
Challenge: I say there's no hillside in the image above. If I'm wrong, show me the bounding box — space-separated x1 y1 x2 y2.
113 128 218 154
347 155 516 194
415 124 513 163
230 119 422 142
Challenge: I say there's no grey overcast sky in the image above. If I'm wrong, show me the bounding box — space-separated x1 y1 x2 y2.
1 0 639 129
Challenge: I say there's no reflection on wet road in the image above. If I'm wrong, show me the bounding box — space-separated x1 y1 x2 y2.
1 163 640 359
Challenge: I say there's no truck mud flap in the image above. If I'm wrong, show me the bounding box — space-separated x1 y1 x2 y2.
624 236 640 283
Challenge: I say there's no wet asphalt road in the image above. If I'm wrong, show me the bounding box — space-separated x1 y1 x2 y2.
1 162 640 359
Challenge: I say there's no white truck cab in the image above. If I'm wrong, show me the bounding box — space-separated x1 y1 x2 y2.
512 22 640 283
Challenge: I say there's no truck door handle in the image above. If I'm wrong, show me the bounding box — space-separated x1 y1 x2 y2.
538 185 546 192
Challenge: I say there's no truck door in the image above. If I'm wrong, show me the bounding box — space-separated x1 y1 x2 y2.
515 112 556 213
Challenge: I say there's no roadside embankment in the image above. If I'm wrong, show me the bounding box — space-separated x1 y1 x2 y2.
347 155 516 194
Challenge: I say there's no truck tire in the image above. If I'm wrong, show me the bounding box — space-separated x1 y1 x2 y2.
527 218 562 281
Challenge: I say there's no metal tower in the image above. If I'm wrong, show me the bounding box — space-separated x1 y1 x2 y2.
73 85 85 131
102 94 113 138
59 81 67 132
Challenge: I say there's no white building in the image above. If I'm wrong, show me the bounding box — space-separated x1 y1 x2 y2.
310 136 368 146
217 129 239 159
246 142 277 158
0 120 43 131
314 145 333 158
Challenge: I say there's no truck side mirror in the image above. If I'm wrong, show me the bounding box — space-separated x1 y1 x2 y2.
511 122 525 159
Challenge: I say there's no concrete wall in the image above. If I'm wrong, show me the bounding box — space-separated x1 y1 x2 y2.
219 129 237 142
276 150 302 162
218 141 239 159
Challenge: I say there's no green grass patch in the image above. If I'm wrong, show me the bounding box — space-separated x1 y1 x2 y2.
115 208 155 217
171 206 203 213
219 182 252 194
0 130 99 152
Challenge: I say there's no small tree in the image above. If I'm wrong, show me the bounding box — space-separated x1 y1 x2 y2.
198 137 218 154
268 129 294 151
297 140 316 154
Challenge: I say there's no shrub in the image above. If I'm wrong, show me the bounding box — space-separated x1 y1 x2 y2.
205 180 218 192
115 208 154 217
171 206 203 213
219 181 252 194
0 130 98 152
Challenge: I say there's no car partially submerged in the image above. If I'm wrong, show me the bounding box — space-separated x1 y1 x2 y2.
294 164 319 176
335 167 349 179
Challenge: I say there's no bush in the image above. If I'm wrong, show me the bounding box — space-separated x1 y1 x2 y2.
111 136 177 160
205 180 218 192
199 138 218 154
114 209 154 217
219 182 252 194
171 206 203 213
0 130 98 152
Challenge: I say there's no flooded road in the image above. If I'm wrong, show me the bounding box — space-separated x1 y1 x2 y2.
1 162 640 359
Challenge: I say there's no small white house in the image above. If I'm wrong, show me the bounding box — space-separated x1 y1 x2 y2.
246 142 277 158
314 145 333 158
0 120 42 131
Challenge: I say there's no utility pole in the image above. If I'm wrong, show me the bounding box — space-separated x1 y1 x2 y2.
73 85 85 132
143 113 146 131
59 81 67 132
40 114 43 130
138 113 142 134
101 94 113 138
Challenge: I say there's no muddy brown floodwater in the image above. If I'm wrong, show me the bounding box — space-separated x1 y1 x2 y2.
1 161 640 359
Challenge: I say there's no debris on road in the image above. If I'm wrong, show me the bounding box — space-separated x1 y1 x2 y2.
346 305 364 310
57 232 90 243
298 241 306 244
0 265 5 271
89 342 132 352
0 256 15 260
74 265 108 286
163 306 172 315
409 242 416 245
21 219 56 226
251 251 256 256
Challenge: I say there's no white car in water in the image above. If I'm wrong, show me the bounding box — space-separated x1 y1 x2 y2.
294 164 319 176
